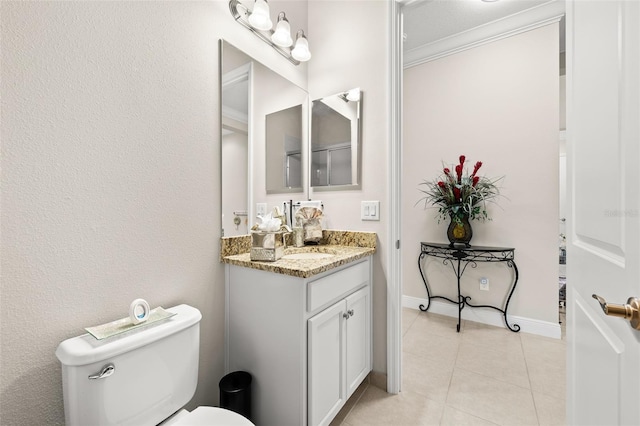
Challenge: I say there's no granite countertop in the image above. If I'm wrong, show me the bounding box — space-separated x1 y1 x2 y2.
222 245 375 278
220 230 377 278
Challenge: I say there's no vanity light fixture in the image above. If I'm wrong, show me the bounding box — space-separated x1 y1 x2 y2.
247 0 272 30
271 13 293 47
345 88 360 102
339 88 360 103
291 30 312 62
229 0 311 66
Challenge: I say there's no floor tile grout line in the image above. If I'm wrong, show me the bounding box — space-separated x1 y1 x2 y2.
440 403 502 426
521 331 536 393
455 331 533 391
407 309 456 425
364 309 566 426
339 382 369 425
441 323 465 425
450 364 534 393
520 334 542 426
448 322 515 426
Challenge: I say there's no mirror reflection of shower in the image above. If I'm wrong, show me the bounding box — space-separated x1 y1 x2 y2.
310 88 362 190
265 105 303 192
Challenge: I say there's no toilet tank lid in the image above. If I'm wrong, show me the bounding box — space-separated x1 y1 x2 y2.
56 304 202 366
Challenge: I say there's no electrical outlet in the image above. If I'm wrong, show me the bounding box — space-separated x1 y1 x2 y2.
480 277 490 291
256 203 267 217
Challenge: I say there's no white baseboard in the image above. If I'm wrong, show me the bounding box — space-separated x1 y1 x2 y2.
403 295 562 339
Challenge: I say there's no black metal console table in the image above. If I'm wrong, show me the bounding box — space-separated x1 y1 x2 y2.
418 242 520 333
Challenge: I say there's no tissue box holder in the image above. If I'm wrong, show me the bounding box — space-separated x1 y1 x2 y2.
250 231 286 261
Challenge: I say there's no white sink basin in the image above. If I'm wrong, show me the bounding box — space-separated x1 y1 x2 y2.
282 252 335 260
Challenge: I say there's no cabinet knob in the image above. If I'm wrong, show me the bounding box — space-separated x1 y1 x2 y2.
342 310 355 320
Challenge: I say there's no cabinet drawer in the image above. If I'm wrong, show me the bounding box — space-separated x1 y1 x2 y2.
307 259 369 313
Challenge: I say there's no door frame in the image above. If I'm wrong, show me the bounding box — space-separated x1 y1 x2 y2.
386 0 566 394
386 0 403 395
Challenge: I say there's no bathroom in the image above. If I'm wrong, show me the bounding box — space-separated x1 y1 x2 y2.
1 1 387 424
3 0 637 424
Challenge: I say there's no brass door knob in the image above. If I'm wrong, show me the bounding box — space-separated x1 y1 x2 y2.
592 294 640 330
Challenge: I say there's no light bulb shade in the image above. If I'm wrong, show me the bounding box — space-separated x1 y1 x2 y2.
271 13 293 47
248 0 272 31
291 31 311 62
346 89 361 102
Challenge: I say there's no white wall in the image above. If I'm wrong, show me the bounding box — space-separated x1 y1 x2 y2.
308 0 390 374
0 1 308 424
403 24 560 327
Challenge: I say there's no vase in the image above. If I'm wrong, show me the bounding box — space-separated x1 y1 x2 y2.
447 215 472 247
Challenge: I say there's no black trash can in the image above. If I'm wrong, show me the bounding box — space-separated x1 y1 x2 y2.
219 371 252 421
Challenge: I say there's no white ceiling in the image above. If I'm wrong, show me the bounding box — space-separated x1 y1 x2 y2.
402 0 557 52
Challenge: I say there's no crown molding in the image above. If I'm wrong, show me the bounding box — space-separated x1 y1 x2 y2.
404 0 565 69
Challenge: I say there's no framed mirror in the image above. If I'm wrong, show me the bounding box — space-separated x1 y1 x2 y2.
220 40 307 237
310 88 362 190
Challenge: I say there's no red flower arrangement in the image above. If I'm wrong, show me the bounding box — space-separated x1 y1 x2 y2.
419 155 503 223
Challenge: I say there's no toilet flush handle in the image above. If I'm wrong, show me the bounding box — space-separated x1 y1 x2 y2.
88 363 115 380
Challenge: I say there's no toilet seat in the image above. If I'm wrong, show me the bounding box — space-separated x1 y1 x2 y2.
173 406 254 426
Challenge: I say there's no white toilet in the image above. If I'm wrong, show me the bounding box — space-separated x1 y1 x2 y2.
55 304 254 426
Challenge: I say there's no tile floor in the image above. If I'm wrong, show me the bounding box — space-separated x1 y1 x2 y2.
333 307 567 426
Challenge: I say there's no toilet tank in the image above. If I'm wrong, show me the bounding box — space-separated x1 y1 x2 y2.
56 304 202 426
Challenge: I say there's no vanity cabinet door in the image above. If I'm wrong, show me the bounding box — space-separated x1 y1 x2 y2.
308 300 347 426
345 286 370 397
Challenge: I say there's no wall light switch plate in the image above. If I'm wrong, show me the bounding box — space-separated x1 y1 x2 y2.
256 203 267 217
361 201 380 221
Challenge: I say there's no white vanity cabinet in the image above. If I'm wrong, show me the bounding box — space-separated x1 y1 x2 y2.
308 285 370 426
225 256 372 426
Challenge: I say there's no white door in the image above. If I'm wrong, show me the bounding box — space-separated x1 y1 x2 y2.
308 300 346 426
345 286 371 397
566 1 640 425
